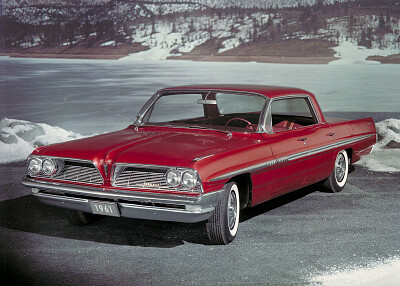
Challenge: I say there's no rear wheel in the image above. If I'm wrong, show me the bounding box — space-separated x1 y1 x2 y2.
323 150 349 193
66 209 99 226
206 182 240 245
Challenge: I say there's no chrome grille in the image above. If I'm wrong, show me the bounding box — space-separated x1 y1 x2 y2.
35 161 103 185
113 166 202 193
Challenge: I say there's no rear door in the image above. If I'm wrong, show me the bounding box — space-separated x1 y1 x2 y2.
304 123 336 183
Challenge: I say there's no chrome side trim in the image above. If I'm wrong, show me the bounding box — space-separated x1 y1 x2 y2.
210 134 375 181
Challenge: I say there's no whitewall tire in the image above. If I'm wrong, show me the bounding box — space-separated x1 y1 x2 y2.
323 150 349 193
206 182 240 245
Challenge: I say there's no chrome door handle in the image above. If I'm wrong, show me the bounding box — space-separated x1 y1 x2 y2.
297 137 307 141
326 133 336 136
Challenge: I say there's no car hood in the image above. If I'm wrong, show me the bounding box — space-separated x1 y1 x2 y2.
33 126 259 169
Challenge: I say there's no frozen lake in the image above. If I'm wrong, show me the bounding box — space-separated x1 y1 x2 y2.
1 56 399 135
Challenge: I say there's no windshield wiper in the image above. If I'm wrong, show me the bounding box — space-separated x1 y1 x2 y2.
134 124 232 138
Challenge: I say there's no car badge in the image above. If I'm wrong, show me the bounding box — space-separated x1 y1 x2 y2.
103 164 108 176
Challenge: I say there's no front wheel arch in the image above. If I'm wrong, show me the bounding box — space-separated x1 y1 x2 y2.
228 173 252 210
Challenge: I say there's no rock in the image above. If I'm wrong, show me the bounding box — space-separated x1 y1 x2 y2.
385 140 400 149
0 132 18 144
11 122 46 142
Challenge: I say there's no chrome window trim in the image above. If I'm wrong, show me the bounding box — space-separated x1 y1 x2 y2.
263 94 320 134
210 134 375 182
133 89 269 133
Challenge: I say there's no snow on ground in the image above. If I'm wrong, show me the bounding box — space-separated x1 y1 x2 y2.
121 46 176 61
100 40 116 47
0 118 88 163
330 41 400 65
355 118 400 173
310 257 400 286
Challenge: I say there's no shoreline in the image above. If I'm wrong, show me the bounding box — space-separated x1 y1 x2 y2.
0 52 337 64
0 52 400 65
0 52 362 64
2 52 400 64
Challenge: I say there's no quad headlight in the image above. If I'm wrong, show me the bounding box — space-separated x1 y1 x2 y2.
166 169 199 189
28 157 58 176
166 169 181 187
42 159 57 175
28 157 42 175
182 171 198 189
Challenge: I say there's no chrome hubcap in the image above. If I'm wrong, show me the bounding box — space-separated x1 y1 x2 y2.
228 190 238 230
335 153 346 182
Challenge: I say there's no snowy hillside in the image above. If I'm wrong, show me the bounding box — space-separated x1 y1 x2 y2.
1 0 358 9
2 0 400 62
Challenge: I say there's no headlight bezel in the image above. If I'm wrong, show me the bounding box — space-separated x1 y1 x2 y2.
165 168 201 191
27 156 60 176
182 171 198 189
166 169 182 187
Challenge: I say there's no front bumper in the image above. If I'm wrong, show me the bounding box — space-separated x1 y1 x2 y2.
22 176 224 223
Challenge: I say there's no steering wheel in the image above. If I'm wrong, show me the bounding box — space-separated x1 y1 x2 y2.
225 118 256 131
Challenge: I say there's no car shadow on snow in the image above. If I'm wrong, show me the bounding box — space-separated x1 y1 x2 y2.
0 183 329 248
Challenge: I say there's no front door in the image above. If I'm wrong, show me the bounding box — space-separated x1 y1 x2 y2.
261 95 321 196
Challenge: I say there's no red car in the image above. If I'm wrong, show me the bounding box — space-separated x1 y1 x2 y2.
23 85 376 244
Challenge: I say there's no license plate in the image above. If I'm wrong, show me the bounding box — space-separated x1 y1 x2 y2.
90 201 120 217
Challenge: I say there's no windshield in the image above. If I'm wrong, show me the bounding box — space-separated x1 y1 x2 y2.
141 92 266 132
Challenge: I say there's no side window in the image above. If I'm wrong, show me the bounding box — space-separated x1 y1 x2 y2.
270 97 317 132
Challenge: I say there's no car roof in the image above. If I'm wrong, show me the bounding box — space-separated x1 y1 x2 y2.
160 84 313 99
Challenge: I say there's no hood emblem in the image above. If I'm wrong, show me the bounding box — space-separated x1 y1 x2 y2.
192 154 215 162
103 164 108 176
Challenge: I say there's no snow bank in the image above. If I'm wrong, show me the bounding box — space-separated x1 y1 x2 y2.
310 257 400 286
100 40 116 47
0 118 87 164
330 41 400 65
120 47 175 61
355 118 400 173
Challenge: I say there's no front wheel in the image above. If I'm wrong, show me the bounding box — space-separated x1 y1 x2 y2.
206 182 240 245
323 150 349 193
